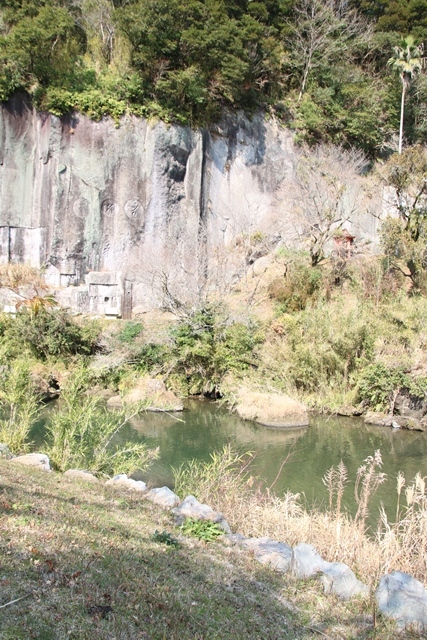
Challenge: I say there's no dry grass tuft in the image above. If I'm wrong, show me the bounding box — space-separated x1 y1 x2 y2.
174 446 427 589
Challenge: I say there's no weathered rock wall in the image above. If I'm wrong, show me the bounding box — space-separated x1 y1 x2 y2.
0 95 383 316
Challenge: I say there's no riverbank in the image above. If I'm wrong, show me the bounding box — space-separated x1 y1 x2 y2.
2 251 427 423
0 459 420 639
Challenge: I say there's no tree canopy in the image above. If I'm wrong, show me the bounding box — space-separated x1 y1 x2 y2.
0 0 426 154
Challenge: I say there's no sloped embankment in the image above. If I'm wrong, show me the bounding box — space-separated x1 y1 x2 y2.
0 461 418 640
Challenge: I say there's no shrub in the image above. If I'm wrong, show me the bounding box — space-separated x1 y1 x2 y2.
118 321 143 344
45 370 159 476
0 360 40 454
347 256 404 302
268 257 324 312
74 89 127 124
357 363 427 412
38 87 75 116
278 299 375 395
5 309 101 360
169 305 263 395
136 343 169 374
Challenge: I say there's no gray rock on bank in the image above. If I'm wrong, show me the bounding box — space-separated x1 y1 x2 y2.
64 469 99 483
107 377 183 412
242 537 293 572
222 534 293 573
145 486 180 508
291 544 369 599
376 571 427 632
172 495 231 533
291 543 329 578
364 411 426 432
10 453 51 472
320 562 369 599
105 474 147 492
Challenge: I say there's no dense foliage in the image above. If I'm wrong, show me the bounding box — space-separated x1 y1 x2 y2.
379 146 427 292
1 0 427 153
167 304 263 395
0 307 101 360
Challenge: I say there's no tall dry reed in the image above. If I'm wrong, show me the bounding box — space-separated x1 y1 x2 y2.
174 446 427 587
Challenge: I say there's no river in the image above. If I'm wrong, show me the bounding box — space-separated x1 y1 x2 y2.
110 399 427 521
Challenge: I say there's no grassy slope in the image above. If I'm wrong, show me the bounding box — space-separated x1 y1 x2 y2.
0 461 420 640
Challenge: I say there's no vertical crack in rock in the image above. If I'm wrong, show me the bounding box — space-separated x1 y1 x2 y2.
198 129 210 297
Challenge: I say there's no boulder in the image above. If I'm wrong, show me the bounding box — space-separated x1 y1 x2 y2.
220 533 246 547
394 392 427 419
123 377 184 412
145 486 180 508
320 562 369 600
10 453 51 472
235 389 309 427
64 469 99 483
364 412 425 431
224 535 292 573
376 571 427 632
391 416 425 431
105 474 147 492
291 543 328 579
0 443 14 459
336 405 364 417
249 255 272 277
172 495 231 533
243 537 293 573
364 412 392 427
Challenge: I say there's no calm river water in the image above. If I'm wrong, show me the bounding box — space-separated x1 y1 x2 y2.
117 399 427 521
34 399 427 521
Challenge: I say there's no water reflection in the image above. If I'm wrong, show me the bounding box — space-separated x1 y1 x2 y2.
35 398 427 520
125 400 427 520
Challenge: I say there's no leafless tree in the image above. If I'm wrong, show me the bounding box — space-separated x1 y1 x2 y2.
129 191 280 315
285 0 371 100
77 0 116 65
278 144 369 266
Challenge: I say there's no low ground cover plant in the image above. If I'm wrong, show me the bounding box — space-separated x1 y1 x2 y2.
180 518 223 542
151 529 180 547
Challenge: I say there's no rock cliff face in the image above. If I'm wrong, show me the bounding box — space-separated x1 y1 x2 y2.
0 95 382 316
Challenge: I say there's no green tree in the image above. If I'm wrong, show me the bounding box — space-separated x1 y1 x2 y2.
0 5 84 98
379 146 427 291
388 35 424 153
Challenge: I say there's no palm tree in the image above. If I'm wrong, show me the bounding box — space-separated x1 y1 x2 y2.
388 36 424 154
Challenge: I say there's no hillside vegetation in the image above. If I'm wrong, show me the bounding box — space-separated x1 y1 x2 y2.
1 0 427 154
1 142 427 417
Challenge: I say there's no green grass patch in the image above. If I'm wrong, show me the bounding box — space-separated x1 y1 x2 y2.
0 460 414 639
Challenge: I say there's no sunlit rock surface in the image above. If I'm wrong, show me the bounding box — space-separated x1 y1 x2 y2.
0 96 383 315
